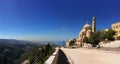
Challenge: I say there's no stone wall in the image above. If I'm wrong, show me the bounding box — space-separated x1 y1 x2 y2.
100 40 120 48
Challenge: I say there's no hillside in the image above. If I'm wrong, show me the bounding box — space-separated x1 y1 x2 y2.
0 39 45 64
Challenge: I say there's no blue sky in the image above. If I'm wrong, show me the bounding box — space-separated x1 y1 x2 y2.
0 0 120 41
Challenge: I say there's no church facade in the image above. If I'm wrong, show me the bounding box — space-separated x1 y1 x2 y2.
66 16 96 47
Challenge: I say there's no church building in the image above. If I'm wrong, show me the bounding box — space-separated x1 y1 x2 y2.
66 16 96 47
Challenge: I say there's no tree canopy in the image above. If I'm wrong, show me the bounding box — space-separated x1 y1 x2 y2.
89 31 101 47
69 39 76 46
83 29 116 47
101 29 116 41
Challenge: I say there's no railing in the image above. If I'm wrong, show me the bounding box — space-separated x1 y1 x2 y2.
45 47 59 64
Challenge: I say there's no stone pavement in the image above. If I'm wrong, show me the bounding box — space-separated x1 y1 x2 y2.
61 48 120 64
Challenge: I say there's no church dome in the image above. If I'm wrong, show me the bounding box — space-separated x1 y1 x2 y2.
79 29 85 35
83 23 91 28
82 22 92 30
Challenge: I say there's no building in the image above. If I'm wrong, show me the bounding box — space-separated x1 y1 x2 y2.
66 16 96 47
112 22 120 37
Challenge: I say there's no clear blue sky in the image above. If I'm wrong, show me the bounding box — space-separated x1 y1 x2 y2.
0 0 120 41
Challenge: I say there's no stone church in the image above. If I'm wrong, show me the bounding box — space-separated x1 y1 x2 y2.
66 16 96 47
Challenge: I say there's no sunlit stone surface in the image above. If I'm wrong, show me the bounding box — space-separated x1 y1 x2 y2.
61 48 120 64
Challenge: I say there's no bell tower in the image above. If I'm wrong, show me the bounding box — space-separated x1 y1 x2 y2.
92 16 96 32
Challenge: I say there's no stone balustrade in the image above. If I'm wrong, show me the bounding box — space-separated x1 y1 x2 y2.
45 47 59 64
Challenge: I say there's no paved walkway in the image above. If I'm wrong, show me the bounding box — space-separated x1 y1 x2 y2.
61 48 120 64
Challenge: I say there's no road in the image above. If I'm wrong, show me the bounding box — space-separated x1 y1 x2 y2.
61 48 120 64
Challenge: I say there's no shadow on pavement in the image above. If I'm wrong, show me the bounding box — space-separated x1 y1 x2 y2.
56 49 70 64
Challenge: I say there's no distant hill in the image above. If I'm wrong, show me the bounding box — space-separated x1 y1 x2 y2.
0 39 45 64
0 39 32 45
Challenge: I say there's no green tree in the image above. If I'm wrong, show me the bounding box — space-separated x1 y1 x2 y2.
89 31 101 47
103 29 116 41
100 31 106 41
116 36 120 40
83 29 116 47
83 37 90 43
69 39 76 46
